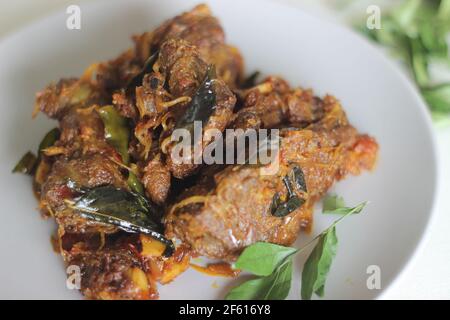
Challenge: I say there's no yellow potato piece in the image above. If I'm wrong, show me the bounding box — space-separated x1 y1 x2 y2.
140 234 166 257
126 267 149 291
160 255 190 284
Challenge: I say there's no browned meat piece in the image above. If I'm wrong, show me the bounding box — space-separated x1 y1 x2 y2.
149 4 224 54
135 4 243 87
40 101 128 230
21 4 379 300
112 89 138 120
142 154 171 205
34 70 159 298
34 78 102 120
34 78 78 119
95 5 243 183
35 58 188 299
286 90 327 125
135 72 172 119
158 39 209 97
60 231 152 300
165 95 379 260
132 71 176 161
232 77 331 130
207 44 243 88
163 76 236 178
41 154 128 234
59 230 190 300
96 4 243 98
131 39 236 180
66 244 155 300
96 49 142 93
157 39 237 178
166 127 378 260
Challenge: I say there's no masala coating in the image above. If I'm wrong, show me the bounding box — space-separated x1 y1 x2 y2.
24 4 378 299
165 92 378 260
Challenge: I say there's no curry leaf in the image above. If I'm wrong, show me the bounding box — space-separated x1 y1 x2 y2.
176 65 217 134
322 194 346 213
14 128 60 175
391 0 422 35
12 151 37 174
432 111 450 127
226 196 367 300
70 185 161 229
98 105 130 164
291 166 307 193
226 258 293 300
126 51 159 92
419 20 448 59
323 197 367 216
127 171 144 194
409 37 430 87
225 198 367 300
356 0 450 125
235 242 298 276
301 226 338 300
272 195 304 217
98 106 147 194
38 128 60 153
271 166 307 217
439 0 450 18
301 201 367 299
67 185 173 256
422 83 450 113
241 71 260 89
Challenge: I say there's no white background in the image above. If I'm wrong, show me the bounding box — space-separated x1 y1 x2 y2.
0 0 449 299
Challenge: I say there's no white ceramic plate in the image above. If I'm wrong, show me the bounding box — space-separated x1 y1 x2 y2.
0 0 438 300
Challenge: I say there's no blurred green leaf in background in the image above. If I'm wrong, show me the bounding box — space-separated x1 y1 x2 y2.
355 0 450 127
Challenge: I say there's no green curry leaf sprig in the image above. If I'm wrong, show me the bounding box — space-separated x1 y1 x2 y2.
357 0 450 126
225 196 368 300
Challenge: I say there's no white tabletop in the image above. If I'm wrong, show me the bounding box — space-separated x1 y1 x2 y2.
1 0 448 299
